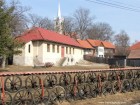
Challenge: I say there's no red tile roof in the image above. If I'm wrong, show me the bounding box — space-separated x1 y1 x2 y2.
77 39 93 49
87 39 115 49
128 50 140 59
102 41 115 49
16 27 82 48
130 42 140 50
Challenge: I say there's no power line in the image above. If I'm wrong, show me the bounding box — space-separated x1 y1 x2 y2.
108 0 140 9
85 0 140 13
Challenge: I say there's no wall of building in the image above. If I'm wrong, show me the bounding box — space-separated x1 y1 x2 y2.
13 40 84 66
97 47 104 57
13 41 34 66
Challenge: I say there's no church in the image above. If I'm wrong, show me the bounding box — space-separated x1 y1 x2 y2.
13 1 115 67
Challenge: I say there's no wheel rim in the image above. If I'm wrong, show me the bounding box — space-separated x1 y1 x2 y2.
87 72 97 84
78 84 91 99
0 92 12 105
33 89 50 104
25 75 40 89
74 73 85 84
59 73 71 86
50 86 65 104
126 70 133 79
5 76 22 92
108 71 117 81
44 74 57 88
13 89 33 105
102 81 112 95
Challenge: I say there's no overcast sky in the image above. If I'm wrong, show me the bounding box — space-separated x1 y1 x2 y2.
7 0 140 44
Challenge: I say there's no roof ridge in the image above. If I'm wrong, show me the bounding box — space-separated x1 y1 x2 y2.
36 28 45 40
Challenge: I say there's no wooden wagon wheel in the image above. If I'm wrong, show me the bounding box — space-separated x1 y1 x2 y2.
126 70 133 79
33 89 50 105
77 83 91 99
89 83 98 98
74 73 86 84
87 72 97 84
108 71 117 81
25 75 41 89
4 76 22 92
102 81 113 96
44 74 57 88
59 73 71 86
49 86 65 104
64 85 78 101
130 79 138 91
135 70 140 78
136 78 140 90
112 81 122 94
13 89 33 105
99 72 107 82
117 71 125 80
122 80 131 93
0 91 13 105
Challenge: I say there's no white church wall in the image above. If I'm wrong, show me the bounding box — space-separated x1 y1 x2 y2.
24 41 34 66
42 42 62 65
13 47 25 66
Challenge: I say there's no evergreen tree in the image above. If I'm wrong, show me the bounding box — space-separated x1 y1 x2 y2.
0 1 22 68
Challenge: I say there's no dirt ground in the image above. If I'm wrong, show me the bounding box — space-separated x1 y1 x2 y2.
60 91 140 105
0 63 140 105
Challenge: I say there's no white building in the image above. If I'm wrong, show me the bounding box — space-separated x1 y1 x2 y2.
13 27 85 66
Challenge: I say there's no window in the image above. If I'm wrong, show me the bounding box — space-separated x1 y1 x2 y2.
57 45 59 53
47 44 50 52
28 44 30 53
66 47 68 54
52 44 55 52
73 48 75 54
70 47 71 54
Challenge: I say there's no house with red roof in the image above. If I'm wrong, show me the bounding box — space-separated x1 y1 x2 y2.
13 27 85 66
77 39 94 55
87 39 115 58
128 41 140 59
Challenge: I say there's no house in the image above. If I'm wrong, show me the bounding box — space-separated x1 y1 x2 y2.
128 41 140 59
77 39 94 55
13 27 85 66
87 39 115 58
128 41 140 67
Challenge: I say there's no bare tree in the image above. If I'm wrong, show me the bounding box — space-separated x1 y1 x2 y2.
87 22 114 41
9 0 30 36
63 16 74 35
73 7 94 39
28 13 54 30
114 30 130 56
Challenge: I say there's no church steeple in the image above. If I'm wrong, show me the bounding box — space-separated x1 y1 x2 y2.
54 0 64 34
58 0 61 19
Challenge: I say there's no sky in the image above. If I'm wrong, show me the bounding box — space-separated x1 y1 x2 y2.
7 0 140 45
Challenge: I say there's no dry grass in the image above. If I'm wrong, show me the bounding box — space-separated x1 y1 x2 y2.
0 63 109 72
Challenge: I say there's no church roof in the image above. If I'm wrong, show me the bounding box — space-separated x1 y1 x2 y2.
16 27 83 48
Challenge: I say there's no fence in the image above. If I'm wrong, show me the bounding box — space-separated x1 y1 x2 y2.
127 59 140 67
84 55 108 64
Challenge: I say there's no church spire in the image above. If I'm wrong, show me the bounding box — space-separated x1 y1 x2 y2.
58 0 61 19
54 0 64 34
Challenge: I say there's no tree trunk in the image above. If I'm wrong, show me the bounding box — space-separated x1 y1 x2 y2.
2 55 6 69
